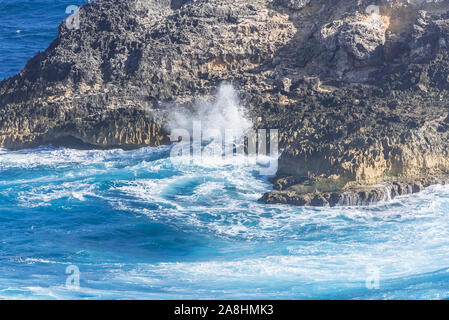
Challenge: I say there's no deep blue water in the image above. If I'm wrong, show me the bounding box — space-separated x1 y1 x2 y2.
1 0 449 300
0 0 86 80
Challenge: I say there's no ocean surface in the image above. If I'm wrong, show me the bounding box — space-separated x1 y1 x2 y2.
1 0 449 300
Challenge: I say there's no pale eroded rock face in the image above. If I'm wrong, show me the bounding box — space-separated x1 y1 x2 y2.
320 14 388 63
2 0 449 205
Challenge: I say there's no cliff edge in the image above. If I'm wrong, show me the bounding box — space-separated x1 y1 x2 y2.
1 0 449 206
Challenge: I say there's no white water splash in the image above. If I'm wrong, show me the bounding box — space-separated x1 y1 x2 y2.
167 84 252 140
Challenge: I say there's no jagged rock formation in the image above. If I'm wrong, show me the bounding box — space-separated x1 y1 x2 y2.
1 0 449 205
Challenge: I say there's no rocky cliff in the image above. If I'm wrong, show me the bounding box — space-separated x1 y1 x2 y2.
1 0 449 206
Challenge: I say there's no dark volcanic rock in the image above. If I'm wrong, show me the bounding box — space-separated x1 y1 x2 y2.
0 0 297 149
2 0 449 206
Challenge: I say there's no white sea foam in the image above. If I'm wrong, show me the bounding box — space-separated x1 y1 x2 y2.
107 148 449 243
2 140 449 299
101 243 449 299
17 181 98 207
0 145 171 169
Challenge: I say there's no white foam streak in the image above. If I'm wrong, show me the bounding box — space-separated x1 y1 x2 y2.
3 142 449 299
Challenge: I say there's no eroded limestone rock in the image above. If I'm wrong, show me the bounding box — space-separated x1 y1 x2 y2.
2 0 449 206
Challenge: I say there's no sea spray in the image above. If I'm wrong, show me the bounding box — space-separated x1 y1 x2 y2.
167 84 252 141
166 84 278 175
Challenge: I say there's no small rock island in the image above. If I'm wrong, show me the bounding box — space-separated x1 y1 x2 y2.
1 0 449 206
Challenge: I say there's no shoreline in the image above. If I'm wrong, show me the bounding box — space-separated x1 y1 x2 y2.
2 0 449 208
2 142 448 207
261 176 449 207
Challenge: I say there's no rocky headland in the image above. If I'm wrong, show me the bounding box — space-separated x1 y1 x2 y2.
1 0 449 206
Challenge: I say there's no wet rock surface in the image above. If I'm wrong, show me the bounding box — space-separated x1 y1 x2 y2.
2 0 449 205
261 176 449 207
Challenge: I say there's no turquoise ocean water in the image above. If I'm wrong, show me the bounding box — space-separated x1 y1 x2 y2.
1 0 449 300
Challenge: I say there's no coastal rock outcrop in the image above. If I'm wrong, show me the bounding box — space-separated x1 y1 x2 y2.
2 0 449 205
